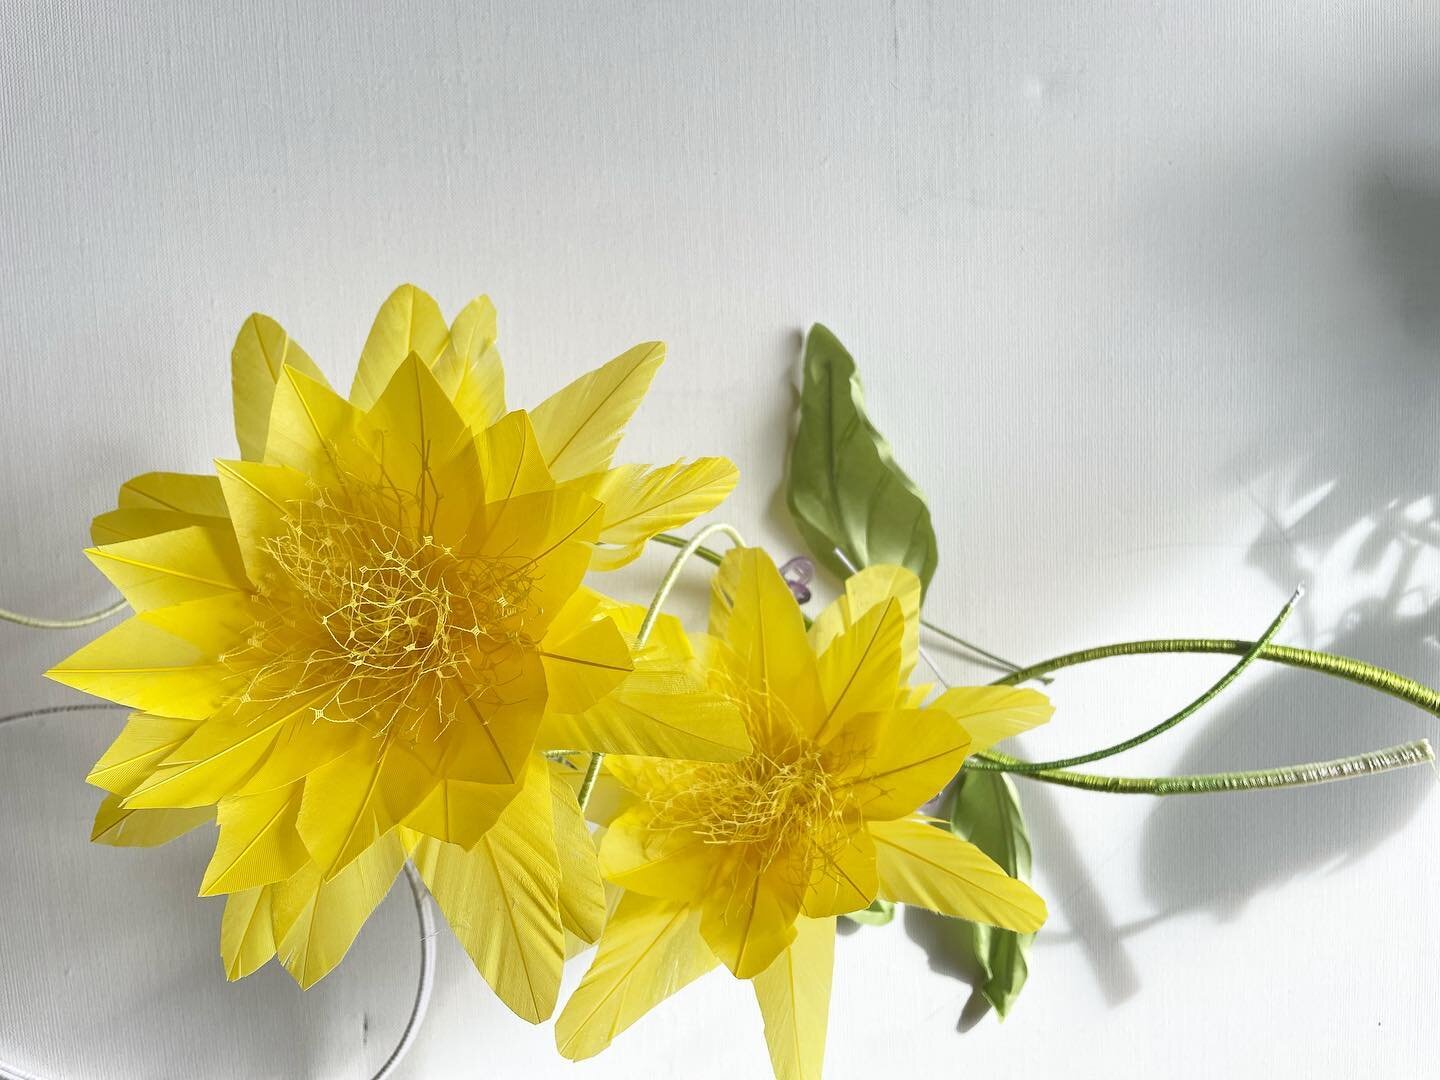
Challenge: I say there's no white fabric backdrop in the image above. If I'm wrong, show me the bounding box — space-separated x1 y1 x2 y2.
2 2 1438 1077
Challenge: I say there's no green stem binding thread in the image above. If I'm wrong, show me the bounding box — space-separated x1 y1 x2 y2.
967 635 1440 794
574 523 747 812
975 587 1303 774
972 739 1434 795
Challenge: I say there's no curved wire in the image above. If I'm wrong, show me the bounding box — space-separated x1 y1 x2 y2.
0 599 127 630
0 702 436 1080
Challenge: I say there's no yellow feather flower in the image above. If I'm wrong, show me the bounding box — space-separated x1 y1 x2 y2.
555 548 1052 1078
48 285 749 1018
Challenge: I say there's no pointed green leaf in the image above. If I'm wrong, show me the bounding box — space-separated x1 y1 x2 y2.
786 324 938 594
945 768 1034 1018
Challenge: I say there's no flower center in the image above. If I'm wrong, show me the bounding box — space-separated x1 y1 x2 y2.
227 481 534 735
646 742 850 868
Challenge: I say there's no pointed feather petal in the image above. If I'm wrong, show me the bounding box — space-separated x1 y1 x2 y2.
296 739 434 880
84 524 250 612
475 410 554 502
213 458 311 586
273 835 405 988
589 457 739 570
87 713 201 794
118 472 229 517
871 816 1046 932
700 850 804 978
800 817 877 918
91 794 211 847
843 707 972 821
812 598 903 743
349 284 454 409
90 507 228 546
433 294 505 430
412 765 564 1023
221 886 277 980
47 594 253 721
927 686 1053 753
809 564 922 683
200 783 308 895
714 548 823 739
264 365 379 486
548 762 606 943
365 351 471 496
752 916 835 1080
232 313 327 461
539 606 633 716
555 891 716 1060
529 342 665 481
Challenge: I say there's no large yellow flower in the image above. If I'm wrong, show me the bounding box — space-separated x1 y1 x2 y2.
48 285 749 1018
556 548 1051 1078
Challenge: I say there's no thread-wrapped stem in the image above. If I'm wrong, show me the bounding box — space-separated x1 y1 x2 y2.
974 739 1434 795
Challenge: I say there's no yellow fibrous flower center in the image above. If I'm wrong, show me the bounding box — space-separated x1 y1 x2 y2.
646 738 853 873
227 480 534 735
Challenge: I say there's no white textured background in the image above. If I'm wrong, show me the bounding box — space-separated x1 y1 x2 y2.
3 2 1439 1077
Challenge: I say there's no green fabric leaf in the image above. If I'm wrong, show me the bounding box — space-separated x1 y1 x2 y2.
843 897 895 927
786 324 939 594
946 769 1034 1018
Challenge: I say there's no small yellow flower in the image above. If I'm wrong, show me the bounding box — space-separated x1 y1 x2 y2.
49 285 748 1017
556 548 1050 1078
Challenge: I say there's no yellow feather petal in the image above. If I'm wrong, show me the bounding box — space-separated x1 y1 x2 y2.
273 834 405 988
539 610 633 716
349 284 455 409
589 457 739 570
87 713 201 794
529 341 665 481
264 365 379 486
812 599 903 744
118 472 229 516
213 458 311 585
870 816 1046 932
47 594 252 721
844 707 972 821
554 891 716 1060
434 665 546 787
221 886 277 980
800 817 877 918
364 352 471 495
91 794 211 847
231 313 327 461
433 294 505 430
809 564 921 683
90 507 227 546
120 688 326 809
597 806 717 901
200 783 308 896
84 524 250 612
549 762 606 943
700 850 804 979
295 740 435 880
752 915 835 1080
412 765 564 1023
404 773 524 850
927 686 1053 753
475 410 554 502
715 548 824 738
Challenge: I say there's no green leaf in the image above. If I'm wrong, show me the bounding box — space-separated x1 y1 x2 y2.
843 897 895 927
945 768 1034 1018
786 324 939 594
